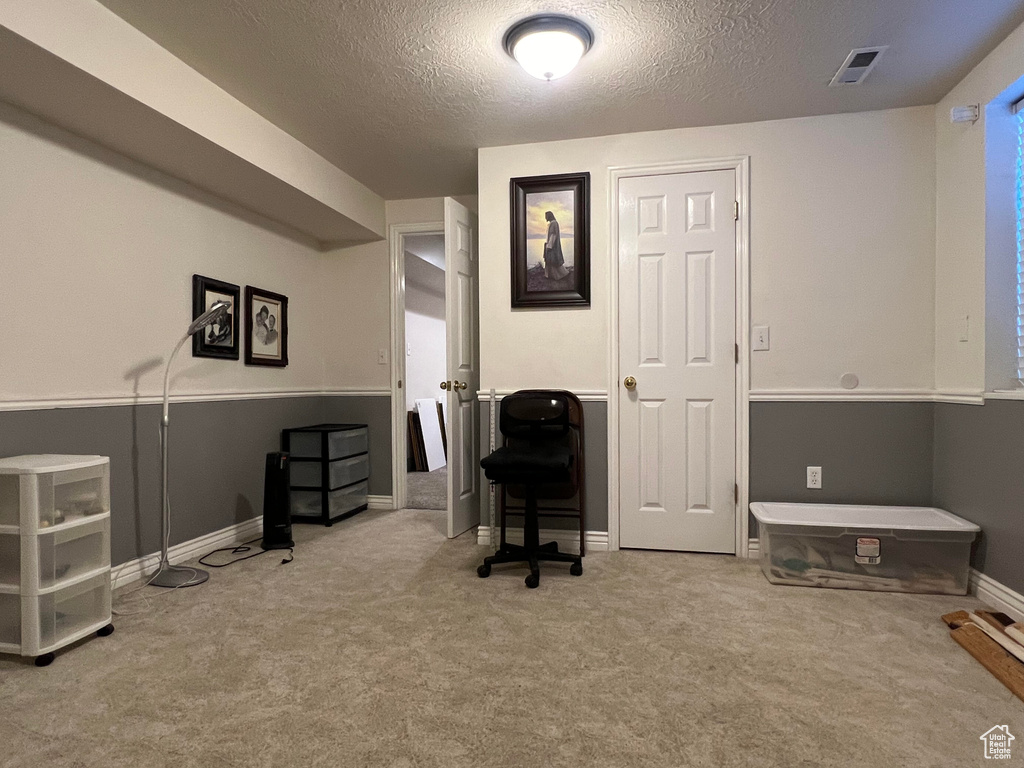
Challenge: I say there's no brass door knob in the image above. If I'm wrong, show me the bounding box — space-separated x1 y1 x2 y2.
440 381 451 391
623 376 637 390
456 381 468 390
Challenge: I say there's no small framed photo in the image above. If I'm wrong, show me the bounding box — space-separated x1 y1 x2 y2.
510 172 590 308
191 275 239 360
245 286 288 367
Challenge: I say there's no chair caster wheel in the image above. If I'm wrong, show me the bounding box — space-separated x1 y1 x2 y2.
477 564 491 578
97 624 114 637
34 653 55 667
570 562 583 576
525 573 540 589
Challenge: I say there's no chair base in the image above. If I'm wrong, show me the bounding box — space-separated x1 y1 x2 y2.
477 541 583 588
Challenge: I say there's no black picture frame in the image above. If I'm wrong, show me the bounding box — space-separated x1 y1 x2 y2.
510 172 590 308
191 275 240 360
244 286 289 367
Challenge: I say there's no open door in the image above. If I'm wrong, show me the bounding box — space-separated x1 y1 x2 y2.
444 198 480 538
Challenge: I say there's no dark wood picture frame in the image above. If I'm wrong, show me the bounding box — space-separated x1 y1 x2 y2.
244 285 289 367
191 275 240 360
510 171 590 308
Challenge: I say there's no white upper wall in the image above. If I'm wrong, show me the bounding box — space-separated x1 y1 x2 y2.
0 0 385 243
478 107 937 394
0 103 327 404
935 18 1024 393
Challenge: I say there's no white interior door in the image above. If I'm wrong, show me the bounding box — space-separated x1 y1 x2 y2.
618 170 737 552
444 198 480 538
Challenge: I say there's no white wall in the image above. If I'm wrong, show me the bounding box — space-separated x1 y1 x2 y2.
0 102 327 404
934 19 1024 393
404 253 446 410
478 107 937 394
320 196 478 391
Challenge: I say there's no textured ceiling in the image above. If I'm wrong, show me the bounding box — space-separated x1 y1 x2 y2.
96 0 1024 199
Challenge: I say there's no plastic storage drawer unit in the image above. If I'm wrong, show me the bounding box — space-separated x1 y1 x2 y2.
282 424 370 526
749 502 980 595
0 455 114 666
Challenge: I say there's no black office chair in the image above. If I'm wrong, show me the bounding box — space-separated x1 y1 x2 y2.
477 390 583 588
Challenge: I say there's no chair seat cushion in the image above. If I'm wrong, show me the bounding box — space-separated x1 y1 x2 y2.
480 445 573 485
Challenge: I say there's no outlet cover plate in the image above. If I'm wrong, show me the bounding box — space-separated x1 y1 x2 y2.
807 466 822 489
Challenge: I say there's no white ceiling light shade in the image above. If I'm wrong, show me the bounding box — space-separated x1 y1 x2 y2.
504 15 593 81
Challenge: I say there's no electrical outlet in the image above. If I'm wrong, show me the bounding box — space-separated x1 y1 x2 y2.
752 325 770 351
807 466 822 489
377 348 388 365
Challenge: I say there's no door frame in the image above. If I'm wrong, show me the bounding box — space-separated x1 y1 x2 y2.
607 157 751 556
389 220 445 513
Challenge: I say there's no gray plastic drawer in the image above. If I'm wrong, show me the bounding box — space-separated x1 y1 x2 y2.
290 481 368 519
290 454 369 490
288 428 368 460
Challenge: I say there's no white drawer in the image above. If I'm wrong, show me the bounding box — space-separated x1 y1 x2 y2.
37 518 110 590
0 533 19 590
290 454 370 490
0 593 19 647
32 571 111 652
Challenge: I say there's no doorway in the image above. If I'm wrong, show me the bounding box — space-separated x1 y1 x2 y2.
389 199 480 538
403 233 448 511
610 160 750 555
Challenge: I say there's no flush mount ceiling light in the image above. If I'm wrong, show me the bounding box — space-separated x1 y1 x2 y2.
503 15 593 81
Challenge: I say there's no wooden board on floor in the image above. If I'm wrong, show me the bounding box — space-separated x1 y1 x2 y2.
948 622 1024 701
408 411 426 472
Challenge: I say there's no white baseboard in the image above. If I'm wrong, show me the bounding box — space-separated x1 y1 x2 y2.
476 525 609 552
970 568 1024 622
111 517 264 590
366 495 393 510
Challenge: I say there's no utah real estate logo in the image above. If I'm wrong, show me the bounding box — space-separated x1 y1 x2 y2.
980 725 1015 759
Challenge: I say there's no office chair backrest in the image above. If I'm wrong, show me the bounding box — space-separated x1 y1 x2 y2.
500 391 570 442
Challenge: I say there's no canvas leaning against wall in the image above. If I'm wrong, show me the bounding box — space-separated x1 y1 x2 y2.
510 172 590 308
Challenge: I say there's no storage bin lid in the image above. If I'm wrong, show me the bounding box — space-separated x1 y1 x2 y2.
749 502 980 532
0 455 109 474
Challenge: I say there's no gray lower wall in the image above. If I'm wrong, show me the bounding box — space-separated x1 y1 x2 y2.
749 401 935 508
323 395 392 496
0 394 392 566
933 400 1024 595
479 399 608 533
749 402 935 537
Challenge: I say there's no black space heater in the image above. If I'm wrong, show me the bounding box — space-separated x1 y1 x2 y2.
261 452 294 550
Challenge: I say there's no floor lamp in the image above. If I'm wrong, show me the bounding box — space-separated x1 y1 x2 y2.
150 300 231 588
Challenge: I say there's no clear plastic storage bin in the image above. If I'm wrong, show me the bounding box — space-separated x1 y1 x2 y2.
750 502 980 595
290 454 369 490
0 593 20 647
291 481 368 519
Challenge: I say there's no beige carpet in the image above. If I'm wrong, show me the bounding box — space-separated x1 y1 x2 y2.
1 507 1021 767
406 467 447 510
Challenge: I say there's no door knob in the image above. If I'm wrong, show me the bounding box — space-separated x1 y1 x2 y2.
623 376 637 390
440 381 451 391
456 381 468 390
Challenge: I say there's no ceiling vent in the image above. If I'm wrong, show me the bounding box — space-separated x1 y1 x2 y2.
829 46 887 86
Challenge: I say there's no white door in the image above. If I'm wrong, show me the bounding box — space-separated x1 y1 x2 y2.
444 198 480 538
618 170 737 552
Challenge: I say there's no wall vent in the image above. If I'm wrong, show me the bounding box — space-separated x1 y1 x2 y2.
829 46 887 86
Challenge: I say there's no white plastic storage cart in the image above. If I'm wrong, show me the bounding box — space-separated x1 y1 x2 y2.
0 455 114 667
749 502 980 595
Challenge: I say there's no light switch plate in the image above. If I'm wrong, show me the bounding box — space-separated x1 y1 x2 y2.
958 315 969 343
378 348 388 365
752 325 770 351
